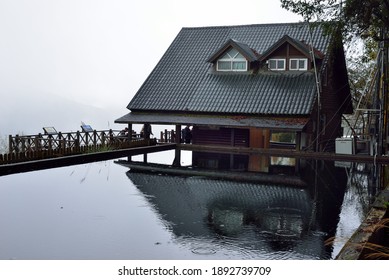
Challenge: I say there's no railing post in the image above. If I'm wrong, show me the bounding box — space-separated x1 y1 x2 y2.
20 136 26 153
76 131 81 152
48 135 52 151
85 131 89 148
15 134 20 153
93 130 97 149
8 135 13 153
102 131 106 146
58 132 62 150
109 129 114 147
38 133 43 151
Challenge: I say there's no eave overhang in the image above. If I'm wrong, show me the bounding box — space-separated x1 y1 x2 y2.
115 112 309 131
206 38 259 63
259 35 324 62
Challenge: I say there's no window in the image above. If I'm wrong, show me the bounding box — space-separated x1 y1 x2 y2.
271 132 296 144
217 48 247 71
268 59 286 71
289 58 308 71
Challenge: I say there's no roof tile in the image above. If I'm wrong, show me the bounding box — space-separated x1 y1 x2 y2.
128 22 330 116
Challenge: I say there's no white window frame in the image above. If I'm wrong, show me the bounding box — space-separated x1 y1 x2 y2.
289 58 308 71
268 59 286 71
216 49 248 72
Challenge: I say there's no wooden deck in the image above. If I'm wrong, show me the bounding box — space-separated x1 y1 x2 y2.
2 130 145 165
0 143 176 176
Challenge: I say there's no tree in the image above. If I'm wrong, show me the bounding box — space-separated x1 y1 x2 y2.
281 0 389 152
280 0 389 40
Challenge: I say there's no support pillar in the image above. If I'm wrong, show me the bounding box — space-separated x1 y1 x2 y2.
127 123 133 162
173 124 181 166
143 153 148 163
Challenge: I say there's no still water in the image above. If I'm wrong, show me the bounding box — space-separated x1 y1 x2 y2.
0 151 378 260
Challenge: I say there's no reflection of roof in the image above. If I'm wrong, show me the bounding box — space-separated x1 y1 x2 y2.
116 111 309 130
127 172 312 235
125 171 328 259
124 23 330 116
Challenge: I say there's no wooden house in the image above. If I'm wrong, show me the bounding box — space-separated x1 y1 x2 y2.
116 22 352 172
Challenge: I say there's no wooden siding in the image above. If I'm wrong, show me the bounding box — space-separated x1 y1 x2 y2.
249 128 270 172
267 43 312 70
315 43 350 152
192 127 249 147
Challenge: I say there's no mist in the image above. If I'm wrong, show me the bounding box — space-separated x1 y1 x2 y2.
0 0 301 141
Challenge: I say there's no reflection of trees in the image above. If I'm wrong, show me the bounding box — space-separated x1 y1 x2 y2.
347 163 375 215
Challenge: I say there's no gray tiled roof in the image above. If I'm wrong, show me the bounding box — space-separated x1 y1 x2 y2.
127 22 331 116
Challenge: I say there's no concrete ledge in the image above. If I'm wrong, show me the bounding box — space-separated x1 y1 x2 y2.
336 188 389 260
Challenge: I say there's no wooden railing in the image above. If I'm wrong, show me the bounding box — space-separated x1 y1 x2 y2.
159 129 176 143
0 130 152 165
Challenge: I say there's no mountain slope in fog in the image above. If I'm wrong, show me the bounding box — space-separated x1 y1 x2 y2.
0 90 127 136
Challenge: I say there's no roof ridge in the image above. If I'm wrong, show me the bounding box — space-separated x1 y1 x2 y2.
181 21 309 30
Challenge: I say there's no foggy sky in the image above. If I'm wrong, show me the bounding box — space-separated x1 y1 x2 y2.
0 0 301 135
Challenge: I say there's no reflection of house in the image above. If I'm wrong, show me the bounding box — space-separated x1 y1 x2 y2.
116 23 352 172
126 171 330 259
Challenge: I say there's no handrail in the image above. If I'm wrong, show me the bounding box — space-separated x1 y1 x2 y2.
8 130 142 153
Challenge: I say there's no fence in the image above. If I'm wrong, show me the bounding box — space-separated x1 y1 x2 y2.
159 129 176 143
0 130 152 165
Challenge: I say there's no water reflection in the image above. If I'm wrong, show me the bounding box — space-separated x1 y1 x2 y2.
0 151 379 260
124 156 374 259
127 171 317 259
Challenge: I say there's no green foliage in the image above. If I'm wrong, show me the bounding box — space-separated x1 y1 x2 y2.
280 0 389 42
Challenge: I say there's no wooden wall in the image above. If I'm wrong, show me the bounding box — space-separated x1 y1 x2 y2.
192 127 249 147
248 128 270 172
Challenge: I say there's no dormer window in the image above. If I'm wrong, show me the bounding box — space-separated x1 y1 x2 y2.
268 59 286 71
260 35 324 72
290 58 308 71
216 48 247 71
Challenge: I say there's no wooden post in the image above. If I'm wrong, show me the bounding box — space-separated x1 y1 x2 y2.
93 130 97 149
143 153 148 163
48 136 52 151
101 131 106 147
14 134 20 153
296 132 301 151
109 129 114 147
128 123 132 162
85 132 89 148
58 132 63 150
8 135 12 153
76 131 81 152
21 137 26 153
173 124 181 166
127 123 132 142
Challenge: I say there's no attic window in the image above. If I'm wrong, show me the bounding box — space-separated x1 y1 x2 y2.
217 48 247 71
290 58 308 71
268 59 286 71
